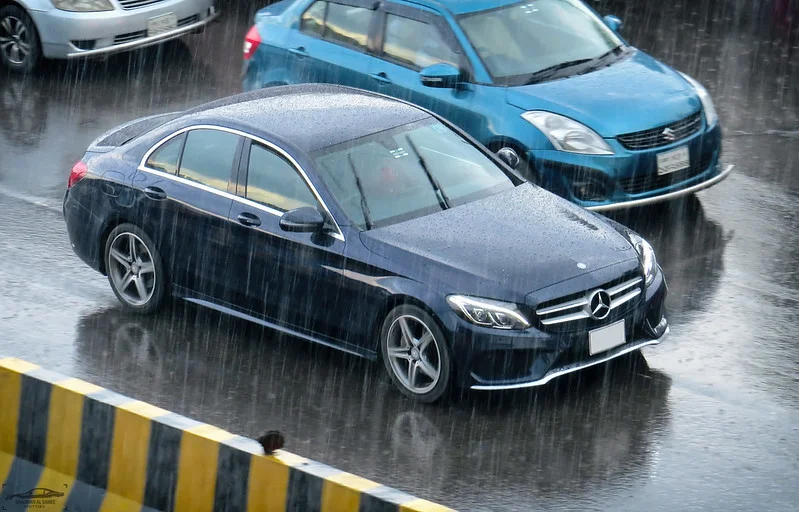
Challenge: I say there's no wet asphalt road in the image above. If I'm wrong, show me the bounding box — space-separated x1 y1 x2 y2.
1 0 798 510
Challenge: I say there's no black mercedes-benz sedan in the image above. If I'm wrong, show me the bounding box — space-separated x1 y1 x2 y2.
63 84 668 402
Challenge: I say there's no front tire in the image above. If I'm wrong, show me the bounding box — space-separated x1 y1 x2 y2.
104 224 166 315
380 305 453 403
0 6 41 74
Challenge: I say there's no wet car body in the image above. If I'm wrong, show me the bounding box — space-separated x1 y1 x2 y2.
63 84 668 399
0 0 218 73
241 0 731 210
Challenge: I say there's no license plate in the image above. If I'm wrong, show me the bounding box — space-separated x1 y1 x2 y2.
588 320 626 356
147 13 178 37
656 146 690 175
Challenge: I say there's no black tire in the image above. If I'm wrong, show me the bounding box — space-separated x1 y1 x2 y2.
379 304 453 403
103 223 167 315
0 6 41 74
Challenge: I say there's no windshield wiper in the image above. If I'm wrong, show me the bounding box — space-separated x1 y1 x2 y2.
346 153 374 230
525 58 594 84
405 135 450 210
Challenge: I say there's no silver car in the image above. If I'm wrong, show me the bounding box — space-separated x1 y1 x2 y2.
0 0 218 73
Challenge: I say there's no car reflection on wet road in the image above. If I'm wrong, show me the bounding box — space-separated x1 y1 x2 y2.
0 0 797 510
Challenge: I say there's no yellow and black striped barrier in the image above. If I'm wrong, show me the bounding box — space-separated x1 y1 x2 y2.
0 357 454 511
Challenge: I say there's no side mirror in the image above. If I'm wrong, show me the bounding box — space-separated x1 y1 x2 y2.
419 63 461 89
496 147 520 169
280 206 326 233
603 15 623 32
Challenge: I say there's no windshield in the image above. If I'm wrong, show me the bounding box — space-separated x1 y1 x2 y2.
312 119 515 230
458 0 624 85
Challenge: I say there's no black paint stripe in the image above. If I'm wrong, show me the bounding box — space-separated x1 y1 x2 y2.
143 420 182 511
359 487 404 512
15 375 51 465
286 465 324 512
0 457 44 505
212 444 251 512
63 478 105 512
76 397 115 490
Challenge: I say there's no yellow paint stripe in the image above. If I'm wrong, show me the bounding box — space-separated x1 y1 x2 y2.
32 465 75 511
174 424 236 512
0 366 22 455
100 490 148 512
321 472 381 512
247 455 290 512
0 357 40 374
107 400 168 503
57 377 104 395
273 450 309 467
0 451 14 489
44 380 86 477
400 499 457 512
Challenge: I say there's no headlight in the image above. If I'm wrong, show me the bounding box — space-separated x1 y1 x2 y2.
446 295 530 330
625 231 658 285
52 0 114 12
522 111 613 155
679 72 718 127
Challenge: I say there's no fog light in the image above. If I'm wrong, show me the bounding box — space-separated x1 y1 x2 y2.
571 178 608 202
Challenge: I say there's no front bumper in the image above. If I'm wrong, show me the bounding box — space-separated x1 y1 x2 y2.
449 271 668 390
29 1 218 59
529 121 730 210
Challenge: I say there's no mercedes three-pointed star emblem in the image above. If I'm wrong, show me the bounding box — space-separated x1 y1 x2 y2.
587 289 612 320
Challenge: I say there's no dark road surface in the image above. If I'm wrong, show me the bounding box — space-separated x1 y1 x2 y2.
1 1 797 510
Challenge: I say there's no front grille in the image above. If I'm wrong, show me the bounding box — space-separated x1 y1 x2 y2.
617 112 702 150
114 30 147 44
535 274 643 327
178 15 199 27
119 0 167 9
618 151 713 195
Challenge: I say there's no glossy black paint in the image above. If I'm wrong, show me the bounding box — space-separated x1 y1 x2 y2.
63 84 667 388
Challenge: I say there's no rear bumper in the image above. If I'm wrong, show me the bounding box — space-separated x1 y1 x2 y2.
29 1 218 59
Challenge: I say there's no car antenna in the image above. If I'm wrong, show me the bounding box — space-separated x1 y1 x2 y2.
347 153 374 229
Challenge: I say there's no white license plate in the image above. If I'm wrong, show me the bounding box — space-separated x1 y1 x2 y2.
147 13 178 37
656 146 690 175
589 320 626 356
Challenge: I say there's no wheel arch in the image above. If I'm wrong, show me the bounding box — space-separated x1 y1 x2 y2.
98 217 158 276
372 293 451 353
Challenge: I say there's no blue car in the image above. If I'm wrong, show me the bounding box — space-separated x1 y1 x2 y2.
241 0 733 210
63 84 668 402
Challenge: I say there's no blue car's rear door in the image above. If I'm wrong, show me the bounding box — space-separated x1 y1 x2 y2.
286 0 378 90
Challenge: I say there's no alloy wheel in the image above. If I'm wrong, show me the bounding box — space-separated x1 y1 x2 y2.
108 232 157 307
386 315 442 395
0 16 32 66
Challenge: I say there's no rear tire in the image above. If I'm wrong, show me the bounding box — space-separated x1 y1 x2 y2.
0 6 41 74
380 304 453 403
104 224 167 315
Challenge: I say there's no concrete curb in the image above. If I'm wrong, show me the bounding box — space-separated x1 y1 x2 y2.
0 357 454 511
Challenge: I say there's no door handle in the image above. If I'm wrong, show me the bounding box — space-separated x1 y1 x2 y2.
143 186 167 201
237 212 262 227
289 47 308 58
369 72 392 85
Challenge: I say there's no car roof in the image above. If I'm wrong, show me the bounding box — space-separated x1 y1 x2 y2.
176 84 430 153
402 0 514 16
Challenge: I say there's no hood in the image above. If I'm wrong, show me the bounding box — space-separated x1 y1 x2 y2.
506 50 701 136
359 184 638 301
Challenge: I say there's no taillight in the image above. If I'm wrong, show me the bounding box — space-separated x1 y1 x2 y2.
243 25 261 61
68 160 88 188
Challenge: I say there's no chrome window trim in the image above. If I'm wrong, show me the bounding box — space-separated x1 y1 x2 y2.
138 124 346 242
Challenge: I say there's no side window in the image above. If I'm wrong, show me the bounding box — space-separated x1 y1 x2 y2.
382 14 459 69
145 133 185 174
301 0 327 37
323 2 373 50
246 143 318 212
178 129 240 191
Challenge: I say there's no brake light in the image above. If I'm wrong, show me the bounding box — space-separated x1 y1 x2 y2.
68 161 87 188
243 25 261 60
